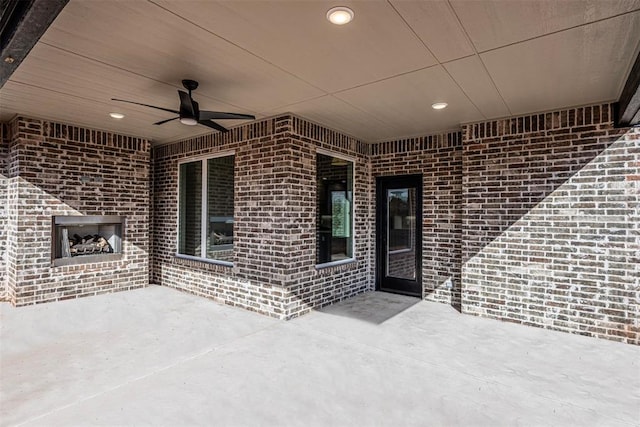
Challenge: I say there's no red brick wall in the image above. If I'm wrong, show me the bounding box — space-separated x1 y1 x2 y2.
152 115 372 319
0 123 8 300
368 104 638 344
461 104 639 344
286 117 372 318
153 118 291 317
4 117 150 305
370 133 463 306
3 103 636 345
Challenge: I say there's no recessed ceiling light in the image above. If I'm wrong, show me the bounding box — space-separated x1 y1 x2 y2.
109 112 125 119
327 6 354 25
431 102 448 110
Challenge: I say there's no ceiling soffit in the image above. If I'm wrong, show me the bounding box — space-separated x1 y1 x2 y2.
0 0 639 144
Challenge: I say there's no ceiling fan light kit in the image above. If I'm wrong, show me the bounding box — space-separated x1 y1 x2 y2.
111 79 255 133
179 117 198 126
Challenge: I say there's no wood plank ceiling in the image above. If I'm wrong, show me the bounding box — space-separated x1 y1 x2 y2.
1 0 639 145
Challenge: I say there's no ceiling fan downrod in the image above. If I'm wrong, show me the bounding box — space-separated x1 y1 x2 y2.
182 79 198 97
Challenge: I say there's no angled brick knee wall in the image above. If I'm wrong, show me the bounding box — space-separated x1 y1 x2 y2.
286 118 372 318
461 105 639 344
152 115 372 319
153 117 295 317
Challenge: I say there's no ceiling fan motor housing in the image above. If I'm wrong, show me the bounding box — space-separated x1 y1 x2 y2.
181 99 200 122
182 79 199 92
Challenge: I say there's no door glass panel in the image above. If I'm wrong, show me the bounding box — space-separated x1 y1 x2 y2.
386 188 416 280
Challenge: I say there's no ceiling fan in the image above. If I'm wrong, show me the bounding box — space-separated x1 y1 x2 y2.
111 79 255 133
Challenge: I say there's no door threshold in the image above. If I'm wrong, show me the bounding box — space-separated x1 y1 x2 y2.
378 288 422 298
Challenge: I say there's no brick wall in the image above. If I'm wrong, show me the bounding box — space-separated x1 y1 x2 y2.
152 114 372 319
285 117 372 318
370 133 463 306
461 104 639 344
3 104 636 345
0 123 8 300
149 146 155 285
4 117 150 305
5 120 19 302
154 118 290 317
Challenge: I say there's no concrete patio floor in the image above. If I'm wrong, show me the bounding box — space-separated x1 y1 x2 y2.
1 286 638 427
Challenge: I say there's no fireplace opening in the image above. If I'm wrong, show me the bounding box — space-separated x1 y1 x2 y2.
52 216 124 266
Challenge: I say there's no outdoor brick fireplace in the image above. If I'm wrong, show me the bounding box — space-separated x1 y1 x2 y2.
1 117 150 306
52 216 124 266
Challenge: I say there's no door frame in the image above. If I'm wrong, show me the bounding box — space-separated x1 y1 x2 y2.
375 174 423 297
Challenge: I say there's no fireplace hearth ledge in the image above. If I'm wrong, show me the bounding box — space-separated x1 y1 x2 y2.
52 253 123 267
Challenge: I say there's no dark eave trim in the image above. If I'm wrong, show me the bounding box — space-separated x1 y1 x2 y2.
0 0 69 89
617 48 640 127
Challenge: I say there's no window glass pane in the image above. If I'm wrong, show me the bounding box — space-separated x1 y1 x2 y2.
206 156 235 262
316 153 353 264
178 161 202 256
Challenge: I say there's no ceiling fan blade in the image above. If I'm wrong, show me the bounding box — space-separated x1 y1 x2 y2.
111 98 179 115
153 117 179 125
178 90 195 116
200 111 256 120
198 120 228 133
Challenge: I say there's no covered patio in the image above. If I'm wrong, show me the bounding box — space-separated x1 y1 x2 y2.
2 286 638 426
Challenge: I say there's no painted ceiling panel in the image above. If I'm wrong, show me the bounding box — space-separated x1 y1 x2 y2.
389 0 475 63
39 0 323 112
452 0 640 52
0 80 207 142
153 0 437 93
444 55 511 119
8 43 244 118
482 12 640 115
334 66 482 138
1 0 639 144
269 94 405 142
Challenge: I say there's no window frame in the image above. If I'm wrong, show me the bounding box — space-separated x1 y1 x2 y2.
175 150 235 267
315 148 356 269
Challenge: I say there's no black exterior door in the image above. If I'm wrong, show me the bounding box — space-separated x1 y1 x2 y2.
376 175 422 297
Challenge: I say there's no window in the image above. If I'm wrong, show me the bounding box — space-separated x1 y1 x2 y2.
178 154 234 264
316 152 354 265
